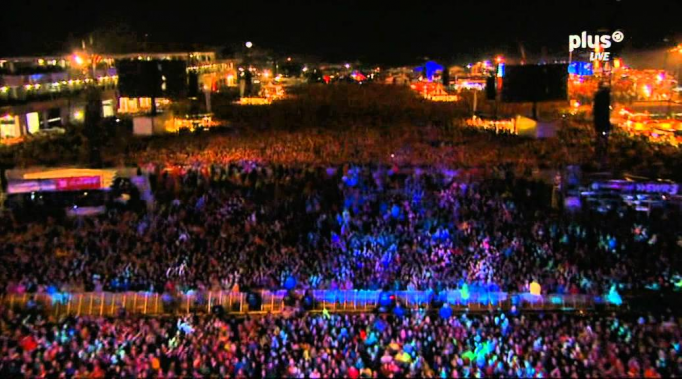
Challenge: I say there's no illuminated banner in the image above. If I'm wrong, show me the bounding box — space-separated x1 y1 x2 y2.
8 180 43 194
591 181 679 195
7 176 102 194
55 176 101 191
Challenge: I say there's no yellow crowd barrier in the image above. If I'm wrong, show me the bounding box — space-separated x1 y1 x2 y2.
1 290 610 317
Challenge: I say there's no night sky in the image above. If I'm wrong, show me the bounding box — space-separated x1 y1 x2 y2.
1 0 680 64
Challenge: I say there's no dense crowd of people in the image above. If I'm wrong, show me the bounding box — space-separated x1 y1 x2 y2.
1 307 680 378
0 114 680 379
2 84 682 379
1 160 680 297
126 127 576 176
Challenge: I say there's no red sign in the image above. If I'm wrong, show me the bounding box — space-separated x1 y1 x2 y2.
55 176 101 191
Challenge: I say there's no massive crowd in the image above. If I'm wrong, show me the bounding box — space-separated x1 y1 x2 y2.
3 84 682 379
1 307 680 378
1 160 680 297
126 126 594 177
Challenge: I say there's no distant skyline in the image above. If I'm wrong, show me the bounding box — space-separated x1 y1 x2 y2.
1 0 680 65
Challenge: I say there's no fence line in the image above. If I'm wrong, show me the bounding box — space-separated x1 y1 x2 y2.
1 290 611 317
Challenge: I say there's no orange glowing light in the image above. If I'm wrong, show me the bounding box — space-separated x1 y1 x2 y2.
73 54 84 66
643 85 652 98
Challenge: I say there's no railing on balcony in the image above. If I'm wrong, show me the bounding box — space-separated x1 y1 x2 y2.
0 77 119 106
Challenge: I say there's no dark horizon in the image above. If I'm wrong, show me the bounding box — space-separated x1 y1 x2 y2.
1 0 681 65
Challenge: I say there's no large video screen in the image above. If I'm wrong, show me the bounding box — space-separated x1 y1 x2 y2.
501 64 568 103
116 60 188 98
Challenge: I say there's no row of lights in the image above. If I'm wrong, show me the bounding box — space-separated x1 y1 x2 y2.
135 56 190 61
1 76 119 93
187 63 222 71
37 59 62 66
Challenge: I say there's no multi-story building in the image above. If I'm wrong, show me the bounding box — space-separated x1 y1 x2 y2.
0 51 235 142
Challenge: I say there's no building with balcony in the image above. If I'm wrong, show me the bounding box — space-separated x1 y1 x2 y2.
0 51 235 143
